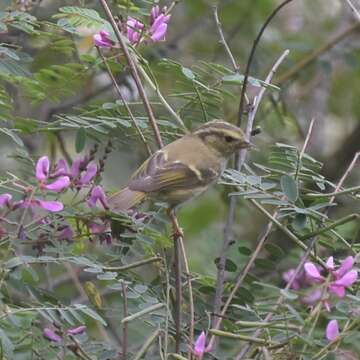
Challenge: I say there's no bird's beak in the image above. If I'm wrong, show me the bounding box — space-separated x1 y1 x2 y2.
242 140 255 149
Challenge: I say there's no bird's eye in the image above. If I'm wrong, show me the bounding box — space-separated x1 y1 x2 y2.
224 135 236 143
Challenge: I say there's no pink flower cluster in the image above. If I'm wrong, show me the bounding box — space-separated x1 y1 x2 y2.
283 256 358 342
93 5 170 48
304 256 357 300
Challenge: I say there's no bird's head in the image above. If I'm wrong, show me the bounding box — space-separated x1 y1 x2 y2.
193 120 252 157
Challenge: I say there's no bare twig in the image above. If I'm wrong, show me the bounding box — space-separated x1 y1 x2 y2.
178 237 194 360
238 0 294 126
99 0 164 148
133 329 162 360
329 152 360 204
345 0 360 21
121 282 128 360
98 2 186 352
96 47 152 156
169 211 183 353
234 116 318 360
212 50 289 335
277 22 360 83
213 6 239 71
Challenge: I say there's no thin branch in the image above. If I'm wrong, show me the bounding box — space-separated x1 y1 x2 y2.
102 256 162 272
121 282 128 360
345 0 360 21
169 211 183 353
132 329 162 360
277 22 360 83
212 50 289 335
96 47 152 156
329 151 360 204
238 49 289 170
305 184 360 198
213 6 239 71
178 237 194 360
98 3 185 353
238 0 294 126
99 0 164 148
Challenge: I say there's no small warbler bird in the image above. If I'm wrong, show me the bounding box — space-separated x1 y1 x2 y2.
109 120 251 212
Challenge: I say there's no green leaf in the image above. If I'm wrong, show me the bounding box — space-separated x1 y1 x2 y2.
75 127 86 153
0 328 14 357
238 246 252 255
182 67 195 80
280 289 298 300
214 258 237 272
265 243 285 259
0 128 24 147
292 214 307 230
222 73 280 90
280 175 298 202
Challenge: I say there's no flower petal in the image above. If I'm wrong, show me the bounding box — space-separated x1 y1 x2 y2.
150 5 160 24
301 288 322 305
43 328 62 342
304 262 323 281
52 159 69 177
58 226 73 241
38 200 64 212
326 319 339 341
67 325 86 335
44 176 70 192
194 331 206 357
326 256 334 271
150 23 167 42
282 269 301 290
0 193 12 207
334 270 358 287
329 284 346 298
335 256 354 279
88 185 109 208
36 156 49 181
79 163 97 185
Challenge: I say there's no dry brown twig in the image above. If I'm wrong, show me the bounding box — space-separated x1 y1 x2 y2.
98 0 193 354
209 50 290 351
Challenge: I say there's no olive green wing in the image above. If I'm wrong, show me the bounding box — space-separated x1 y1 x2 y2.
128 150 218 193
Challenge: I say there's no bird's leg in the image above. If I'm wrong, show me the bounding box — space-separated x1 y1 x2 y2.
168 208 183 353
169 209 184 240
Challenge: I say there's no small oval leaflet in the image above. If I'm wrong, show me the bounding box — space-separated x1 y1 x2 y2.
280 174 298 202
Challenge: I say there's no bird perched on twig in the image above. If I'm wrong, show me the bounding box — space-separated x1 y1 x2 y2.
109 119 252 212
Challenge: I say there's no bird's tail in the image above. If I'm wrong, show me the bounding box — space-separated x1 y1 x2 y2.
108 187 146 212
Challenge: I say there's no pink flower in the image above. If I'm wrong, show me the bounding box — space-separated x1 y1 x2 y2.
36 156 49 181
93 30 113 48
326 319 339 341
193 331 206 359
58 225 73 241
67 325 86 335
304 256 358 304
43 328 62 343
127 17 144 44
36 156 70 192
88 186 109 209
192 331 212 359
52 159 69 177
0 193 12 207
150 5 160 24
149 13 170 42
79 163 97 185
18 198 64 212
